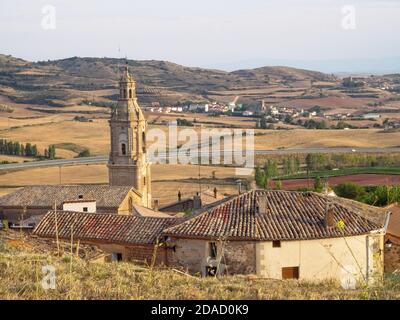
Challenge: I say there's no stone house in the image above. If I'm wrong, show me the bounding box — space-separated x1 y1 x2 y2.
33 190 390 283
0 185 147 226
33 210 178 264
163 190 389 282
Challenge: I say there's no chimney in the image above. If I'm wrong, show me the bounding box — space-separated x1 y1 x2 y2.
153 199 159 211
178 190 182 202
213 187 217 199
325 202 335 228
193 192 202 210
237 181 242 194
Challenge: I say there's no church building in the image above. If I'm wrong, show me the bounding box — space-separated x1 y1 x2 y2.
108 65 152 208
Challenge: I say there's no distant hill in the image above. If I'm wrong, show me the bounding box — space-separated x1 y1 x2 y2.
0 54 338 107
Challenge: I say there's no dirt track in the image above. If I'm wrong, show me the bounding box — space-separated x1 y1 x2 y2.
279 174 400 190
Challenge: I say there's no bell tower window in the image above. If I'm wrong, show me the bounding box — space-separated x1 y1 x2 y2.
121 143 127 155
123 89 127 99
129 89 132 99
142 132 146 153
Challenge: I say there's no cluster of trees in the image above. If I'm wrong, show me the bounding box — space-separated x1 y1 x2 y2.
44 145 56 160
0 139 38 157
255 160 279 188
77 149 91 158
303 152 400 171
0 139 57 159
334 182 400 207
282 156 301 175
176 118 194 126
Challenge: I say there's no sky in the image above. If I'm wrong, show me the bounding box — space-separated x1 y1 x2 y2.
0 0 400 73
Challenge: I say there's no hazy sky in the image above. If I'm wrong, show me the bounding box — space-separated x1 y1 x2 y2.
1 0 400 72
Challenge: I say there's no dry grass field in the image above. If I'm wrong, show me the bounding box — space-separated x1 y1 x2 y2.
0 163 242 206
1 238 399 300
2 110 400 159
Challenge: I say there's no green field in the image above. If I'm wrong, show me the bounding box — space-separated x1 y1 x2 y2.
280 167 400 180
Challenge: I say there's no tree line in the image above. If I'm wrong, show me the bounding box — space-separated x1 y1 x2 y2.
0 139 56 159
334 182 400 207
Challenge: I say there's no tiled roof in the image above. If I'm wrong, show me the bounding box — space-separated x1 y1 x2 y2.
164 190 389 241
33 211 180 245
0 185 133 208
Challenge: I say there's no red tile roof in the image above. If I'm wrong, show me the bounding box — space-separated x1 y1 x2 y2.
164 190 389 241
33 211 180 245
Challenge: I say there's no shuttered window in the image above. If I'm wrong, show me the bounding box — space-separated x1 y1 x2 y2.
282 267 299 279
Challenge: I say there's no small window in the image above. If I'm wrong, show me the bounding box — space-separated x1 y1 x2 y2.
129 89 132 99
143 177 146 186
282 267 299 280
121 143 127 155
83 207 88 212
272 240 281 248
112 252 123 262
209 242 217 259
78 194 83 199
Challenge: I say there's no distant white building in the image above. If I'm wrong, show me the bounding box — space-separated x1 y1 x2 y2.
63 200 97 213
362 113 381 120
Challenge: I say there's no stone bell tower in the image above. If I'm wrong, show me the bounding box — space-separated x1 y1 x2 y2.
108 64 151 208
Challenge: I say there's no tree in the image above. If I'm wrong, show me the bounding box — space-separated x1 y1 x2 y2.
334 183 365 200
48 145 56 159
78 149 91 158
255 166 266 188
314 176 323 192
263 159 278 189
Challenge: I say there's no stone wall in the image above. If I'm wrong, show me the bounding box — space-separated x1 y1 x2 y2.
384 237 400 273
167 238 256 276
92 242 167 265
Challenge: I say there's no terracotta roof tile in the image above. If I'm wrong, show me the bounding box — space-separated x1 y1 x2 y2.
34 211 180 245
0 185 133 208
164 190 389 241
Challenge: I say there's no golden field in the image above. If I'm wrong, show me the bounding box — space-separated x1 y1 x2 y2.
0 164 242 206
2 111 400 158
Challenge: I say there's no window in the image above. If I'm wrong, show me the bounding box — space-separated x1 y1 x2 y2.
143 177 146 186
142 132 146 152
123 89 127 99
282 267 299 280
83 207 88 212
112 253 123 262
121 143 127 155
129 89 132 99
209 242 217 259
272 240 281 248
78 194 83 199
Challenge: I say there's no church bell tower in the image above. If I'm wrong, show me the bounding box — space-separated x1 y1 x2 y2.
108 64 151 208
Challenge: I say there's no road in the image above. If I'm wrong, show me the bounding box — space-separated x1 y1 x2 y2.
1 147 400 171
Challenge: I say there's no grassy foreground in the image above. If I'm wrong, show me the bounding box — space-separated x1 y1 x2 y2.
1 249 400 300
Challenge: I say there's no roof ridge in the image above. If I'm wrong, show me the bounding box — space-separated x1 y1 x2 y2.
163 191 253 234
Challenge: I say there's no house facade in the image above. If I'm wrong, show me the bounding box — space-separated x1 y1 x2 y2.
33 190 390 283
163 190 389 282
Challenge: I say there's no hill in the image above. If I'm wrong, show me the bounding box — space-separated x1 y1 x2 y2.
0 54 338 107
